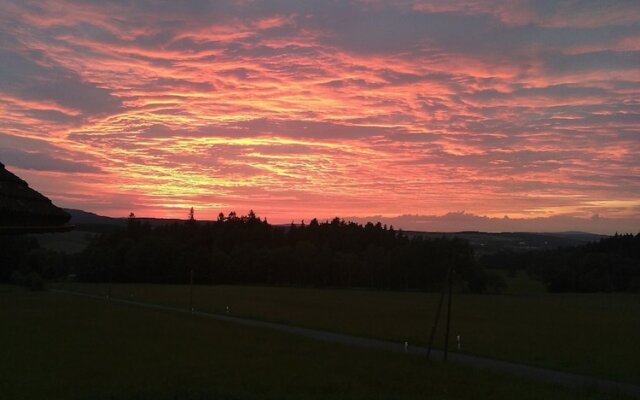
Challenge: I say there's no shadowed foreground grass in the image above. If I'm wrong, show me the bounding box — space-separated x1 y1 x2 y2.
0 286 628 400
53 282 640 384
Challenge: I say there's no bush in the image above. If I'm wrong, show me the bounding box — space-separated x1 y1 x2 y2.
485 272 507 294
28 272 45 291
10 271 45 291
10 271 27 286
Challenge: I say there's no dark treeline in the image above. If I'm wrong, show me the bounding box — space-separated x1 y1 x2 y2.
70 211 492 292
4 212 637 294
480 233 640 292
0 235 68 290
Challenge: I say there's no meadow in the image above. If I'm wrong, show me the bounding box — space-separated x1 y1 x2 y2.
1 286 625 400
53 281 640 385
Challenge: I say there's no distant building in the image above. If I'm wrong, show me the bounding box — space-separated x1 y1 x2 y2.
0 162 73 234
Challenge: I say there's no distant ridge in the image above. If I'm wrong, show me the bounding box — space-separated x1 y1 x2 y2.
64 209 186 232
406 230 607 254
64 209 607 253
65 208 121 224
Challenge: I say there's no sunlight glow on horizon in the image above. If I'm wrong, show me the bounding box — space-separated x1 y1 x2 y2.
0 1 639 233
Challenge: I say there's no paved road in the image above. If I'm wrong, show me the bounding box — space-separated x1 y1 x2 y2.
52 289 640 398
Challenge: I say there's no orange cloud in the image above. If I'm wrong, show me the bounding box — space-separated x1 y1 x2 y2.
0 0 638 232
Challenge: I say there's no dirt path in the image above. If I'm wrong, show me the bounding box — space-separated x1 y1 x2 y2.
51 289 640 398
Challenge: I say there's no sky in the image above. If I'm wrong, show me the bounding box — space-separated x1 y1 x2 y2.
0 0 639 234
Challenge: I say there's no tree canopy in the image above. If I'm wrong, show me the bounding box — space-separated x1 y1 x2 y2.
73 212 483 292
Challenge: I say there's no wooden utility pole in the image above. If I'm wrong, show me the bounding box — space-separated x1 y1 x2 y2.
427 262 452 360
427 251 456 361
443 266 454 361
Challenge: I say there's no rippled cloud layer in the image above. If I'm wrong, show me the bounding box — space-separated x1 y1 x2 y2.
1 0 638 233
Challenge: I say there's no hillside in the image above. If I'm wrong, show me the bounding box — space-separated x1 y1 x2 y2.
49 210 608 256
408 231 607 255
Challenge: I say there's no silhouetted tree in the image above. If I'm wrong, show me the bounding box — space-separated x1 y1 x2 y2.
73 212 489 291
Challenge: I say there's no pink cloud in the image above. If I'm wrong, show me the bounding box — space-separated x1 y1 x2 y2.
0 0 638 233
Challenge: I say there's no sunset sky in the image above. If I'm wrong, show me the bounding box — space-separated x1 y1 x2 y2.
1 0 639 233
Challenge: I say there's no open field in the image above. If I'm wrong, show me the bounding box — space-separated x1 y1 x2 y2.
53 283 640 385
487 269 547 295
1 286 623 400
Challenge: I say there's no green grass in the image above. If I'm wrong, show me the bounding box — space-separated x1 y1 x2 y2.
53 283 640 385
486 268 547 295
0 286 628 400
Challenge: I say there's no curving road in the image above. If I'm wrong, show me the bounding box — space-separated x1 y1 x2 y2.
51 289 640 398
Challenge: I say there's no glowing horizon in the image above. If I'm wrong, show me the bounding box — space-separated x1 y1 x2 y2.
1 1 639 233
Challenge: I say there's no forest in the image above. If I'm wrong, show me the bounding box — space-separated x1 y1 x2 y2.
3 211 638 293
2 211 495 292
479 233 640 292
73 211 487 292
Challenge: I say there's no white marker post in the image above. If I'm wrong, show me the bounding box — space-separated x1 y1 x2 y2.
456 335 461 351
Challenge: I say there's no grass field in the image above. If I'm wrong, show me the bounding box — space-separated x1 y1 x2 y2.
0 286 629 399
486 269 547 295
53 282 640 385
